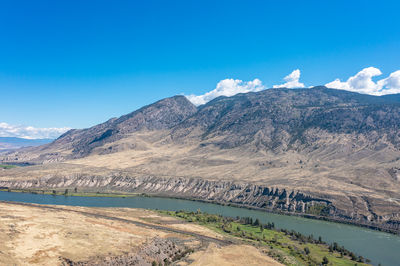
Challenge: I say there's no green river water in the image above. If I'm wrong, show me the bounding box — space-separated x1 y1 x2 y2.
0 191 399 265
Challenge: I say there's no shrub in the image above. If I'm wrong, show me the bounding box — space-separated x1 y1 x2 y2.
304 247 310 255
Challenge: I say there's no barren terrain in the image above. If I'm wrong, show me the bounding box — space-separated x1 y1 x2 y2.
0 201 281 265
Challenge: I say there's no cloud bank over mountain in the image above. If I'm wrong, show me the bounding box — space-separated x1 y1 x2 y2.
326 67 400 95
185 78 265 106
185 67 400 105
273 69 305 89
0 122 70 139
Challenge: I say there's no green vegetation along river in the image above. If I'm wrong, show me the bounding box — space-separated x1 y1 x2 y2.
0 191 399 265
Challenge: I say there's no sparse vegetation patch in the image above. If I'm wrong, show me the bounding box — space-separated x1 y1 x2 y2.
162 210 372 266
0 164 16 169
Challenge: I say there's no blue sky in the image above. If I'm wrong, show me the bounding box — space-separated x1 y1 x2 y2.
1 0 400 138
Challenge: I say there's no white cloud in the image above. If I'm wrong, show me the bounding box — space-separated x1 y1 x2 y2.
325 67 400 95
186 78 265 105
0 122 70 139
377 70 400 94
185 67 400 105
273 69 305 89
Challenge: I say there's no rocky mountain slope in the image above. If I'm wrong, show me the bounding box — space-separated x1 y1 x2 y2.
1 86 400 232
173 86 400 150
2 95 197 162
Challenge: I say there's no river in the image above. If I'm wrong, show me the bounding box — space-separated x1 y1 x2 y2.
0 191 399 266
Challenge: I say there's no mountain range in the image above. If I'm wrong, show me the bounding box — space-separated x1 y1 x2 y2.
1 86 400 232
0 137 53 152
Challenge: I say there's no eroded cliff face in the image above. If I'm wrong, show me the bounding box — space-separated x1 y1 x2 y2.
1 174 399 233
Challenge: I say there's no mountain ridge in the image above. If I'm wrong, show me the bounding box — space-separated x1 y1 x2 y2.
34 95 197 159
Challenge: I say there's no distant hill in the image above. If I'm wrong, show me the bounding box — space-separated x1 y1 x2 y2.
0 137 53 151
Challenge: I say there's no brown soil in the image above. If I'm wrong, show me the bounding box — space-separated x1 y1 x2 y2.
0 202 280 265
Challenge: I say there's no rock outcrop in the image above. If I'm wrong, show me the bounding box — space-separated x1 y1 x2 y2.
1 174 399 233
